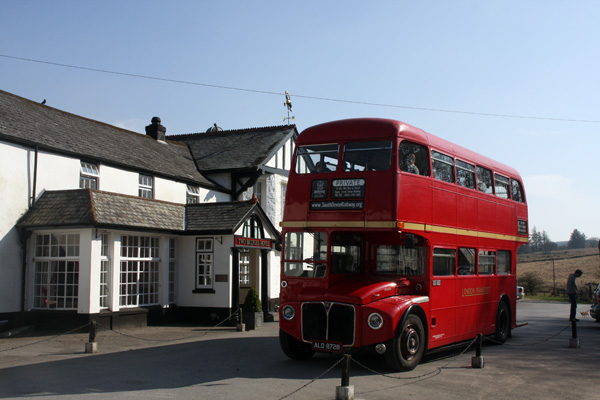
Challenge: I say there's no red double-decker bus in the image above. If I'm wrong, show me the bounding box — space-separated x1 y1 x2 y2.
279 118 528 371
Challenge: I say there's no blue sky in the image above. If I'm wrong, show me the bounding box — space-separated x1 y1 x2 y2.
1 1 598 242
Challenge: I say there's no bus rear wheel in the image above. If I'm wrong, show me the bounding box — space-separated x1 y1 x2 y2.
279 329 315 360
494 301 510 343
385 314 425 371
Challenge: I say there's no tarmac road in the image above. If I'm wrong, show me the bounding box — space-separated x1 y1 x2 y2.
0 301 598 400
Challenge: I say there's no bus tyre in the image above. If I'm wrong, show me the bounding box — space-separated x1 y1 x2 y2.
279 329 315 360
494 301 510 343
385 314 425 371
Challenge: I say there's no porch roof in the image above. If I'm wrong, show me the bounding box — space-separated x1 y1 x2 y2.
17 189 278 237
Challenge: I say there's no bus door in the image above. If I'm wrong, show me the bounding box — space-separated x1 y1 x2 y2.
428 248 457 347
454 247 479 341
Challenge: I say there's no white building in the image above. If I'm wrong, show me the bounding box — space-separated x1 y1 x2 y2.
0 90 297 330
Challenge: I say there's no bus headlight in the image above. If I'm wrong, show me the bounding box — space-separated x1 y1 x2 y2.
282 305 296 321
367 313 384 330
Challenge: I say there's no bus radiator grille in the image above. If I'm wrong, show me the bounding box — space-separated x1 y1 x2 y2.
302 302 355 345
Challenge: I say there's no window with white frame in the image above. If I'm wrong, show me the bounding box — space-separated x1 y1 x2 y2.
119 236 160 306
80 162 99 189
169 238 177 303
196 238 213 288
186 185 200 204
139 174 154 199
33 233 80 309
99 233 110 308
239 250 251 286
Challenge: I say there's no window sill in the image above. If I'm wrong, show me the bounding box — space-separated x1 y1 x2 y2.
193 289 216 294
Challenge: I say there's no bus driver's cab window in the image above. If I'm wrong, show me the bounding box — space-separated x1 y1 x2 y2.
331 233 361 274
399 141 430 176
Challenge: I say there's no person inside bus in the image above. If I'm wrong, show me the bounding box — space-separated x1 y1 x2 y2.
406 154 420 175
315 161 328 173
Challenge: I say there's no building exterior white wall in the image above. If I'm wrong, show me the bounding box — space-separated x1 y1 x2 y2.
176 235 233 309
1 129 290 323
0 142 31 313
265 137 295 172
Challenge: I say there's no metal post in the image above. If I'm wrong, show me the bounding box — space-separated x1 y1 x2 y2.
341 354 351 387
569 319 580 348
471 334 484 368
85 321 98 353
336 354 354 400
88 321 97 343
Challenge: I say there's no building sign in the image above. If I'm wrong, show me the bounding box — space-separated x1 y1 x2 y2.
311 179 328 199
310 200 364 210
331 178 365 199
234 236 272 249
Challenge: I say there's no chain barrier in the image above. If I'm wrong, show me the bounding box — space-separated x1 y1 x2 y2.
0 323 89 354
278 356 345 400
97 308 241 343
278 335 479 399
484 322 572 347
0 308 241 356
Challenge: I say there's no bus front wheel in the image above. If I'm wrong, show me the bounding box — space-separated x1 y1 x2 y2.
494 301 510 343
385 314 425 371
279 329 315 360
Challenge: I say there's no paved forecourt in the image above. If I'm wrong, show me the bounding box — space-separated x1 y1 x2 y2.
0 301 598 400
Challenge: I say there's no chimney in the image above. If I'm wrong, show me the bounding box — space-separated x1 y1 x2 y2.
145 116 166 141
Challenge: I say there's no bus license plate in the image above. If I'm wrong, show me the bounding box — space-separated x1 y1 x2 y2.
312 340 343 352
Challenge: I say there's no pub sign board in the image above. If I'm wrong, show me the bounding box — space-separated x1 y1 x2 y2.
234 236 273 249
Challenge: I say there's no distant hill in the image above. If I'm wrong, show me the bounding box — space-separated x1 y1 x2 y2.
517 248 599 294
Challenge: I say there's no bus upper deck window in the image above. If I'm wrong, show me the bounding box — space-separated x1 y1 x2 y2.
343 141 392 172
456 160 476 189
431 150 455 183
399 141 430 176
511 179 525 203
476 166 493 194
295 144 339 174
494 174 510 199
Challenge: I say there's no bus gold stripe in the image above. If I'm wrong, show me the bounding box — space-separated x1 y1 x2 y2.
281 220 529 243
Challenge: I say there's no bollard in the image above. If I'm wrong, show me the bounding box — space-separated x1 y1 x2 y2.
471 333 484 368
336 354 354 400
85 321 98 353
569 319 580 348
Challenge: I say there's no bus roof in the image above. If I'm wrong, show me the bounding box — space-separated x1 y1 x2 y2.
297 118 522 180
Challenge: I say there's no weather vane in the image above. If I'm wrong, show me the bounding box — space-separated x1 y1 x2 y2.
282 90 295 124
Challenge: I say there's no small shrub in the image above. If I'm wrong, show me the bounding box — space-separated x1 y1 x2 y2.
243 288 262 312
520 271 545 295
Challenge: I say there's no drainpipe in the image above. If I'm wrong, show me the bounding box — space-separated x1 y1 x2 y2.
19 230 30 321
30 146 38 208
20 145 38 323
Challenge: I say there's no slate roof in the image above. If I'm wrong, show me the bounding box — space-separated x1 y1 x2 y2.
17 189 278 237
185 201 278 236
17 190 186 232
169 125 297 172
0 90 218 189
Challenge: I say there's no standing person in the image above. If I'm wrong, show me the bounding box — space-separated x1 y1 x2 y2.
566 269 583 322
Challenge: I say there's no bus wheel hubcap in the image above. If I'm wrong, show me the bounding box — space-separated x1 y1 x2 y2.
403 327 419 356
